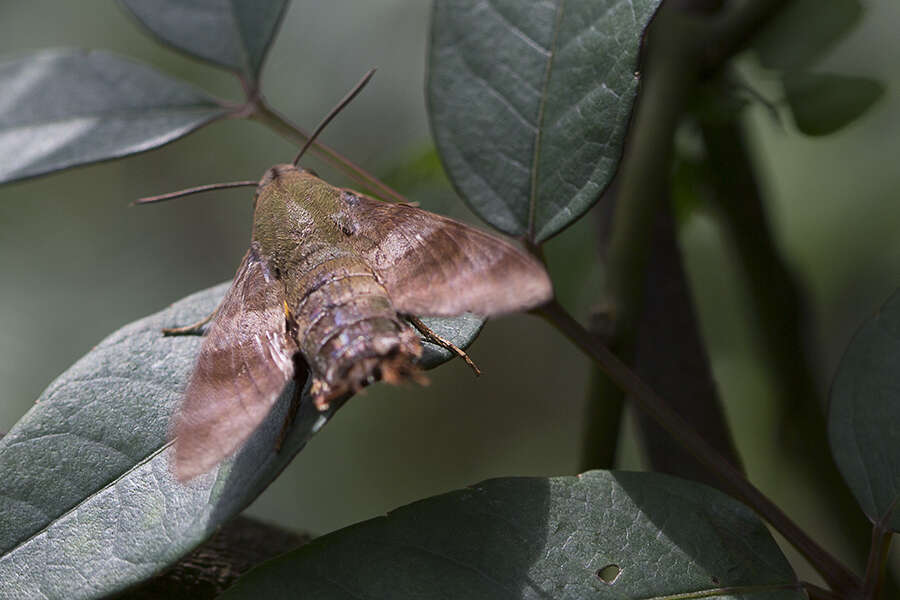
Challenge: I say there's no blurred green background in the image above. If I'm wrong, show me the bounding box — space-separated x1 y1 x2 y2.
1 0 898 583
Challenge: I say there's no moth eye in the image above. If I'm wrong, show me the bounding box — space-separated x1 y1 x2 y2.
341 191 360 206
332 210 356 236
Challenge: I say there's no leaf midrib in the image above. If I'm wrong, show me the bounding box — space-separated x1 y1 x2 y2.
227 0 255 80
0 439 175 562
526 0 566 242
634 582 802 600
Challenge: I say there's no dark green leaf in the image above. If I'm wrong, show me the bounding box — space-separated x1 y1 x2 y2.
754 0 862 71
119 0 289 84
221 471 802 599
830 290 900 531
0 49 226 184
428 0 662 244
783 72 884 136
0 283 481 599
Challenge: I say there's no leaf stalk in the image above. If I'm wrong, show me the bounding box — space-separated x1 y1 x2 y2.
250 97 407 203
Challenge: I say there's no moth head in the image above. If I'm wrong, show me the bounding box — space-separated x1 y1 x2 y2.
257 163 300 190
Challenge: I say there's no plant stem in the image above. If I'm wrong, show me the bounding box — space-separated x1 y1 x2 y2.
630 205 744 489
804 582 844 600
580 367 625 469
585 0 863 591
250 98 407 203
538 298 861 596
863 512 895 600
127 516 309 599
700 112 896 595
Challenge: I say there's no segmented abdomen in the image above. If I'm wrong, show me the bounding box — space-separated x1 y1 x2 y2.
287 244 421 404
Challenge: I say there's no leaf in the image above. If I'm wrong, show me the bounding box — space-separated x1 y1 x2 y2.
0 282 482 599
783 72 884 136
829 289 900 531
0 49 227 185
754 0 862 71
221 471 802 599
119 0 290 84
427 0 663 244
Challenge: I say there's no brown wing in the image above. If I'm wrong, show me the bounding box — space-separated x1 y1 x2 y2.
340 192 553 317
173 243 300 481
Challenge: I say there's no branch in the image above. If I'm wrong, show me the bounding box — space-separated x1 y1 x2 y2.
538 299 860 595
250 99 407 203
699 111 900 596
580 0 865 592
862 512 896 600
122 516 309 599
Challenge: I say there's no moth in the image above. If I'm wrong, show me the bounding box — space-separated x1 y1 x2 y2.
140 72 553 481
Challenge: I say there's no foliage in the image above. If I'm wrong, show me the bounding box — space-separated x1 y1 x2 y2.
0 0 893 599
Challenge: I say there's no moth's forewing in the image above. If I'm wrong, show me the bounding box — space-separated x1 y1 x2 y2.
173 243 300 481
341 192 553 316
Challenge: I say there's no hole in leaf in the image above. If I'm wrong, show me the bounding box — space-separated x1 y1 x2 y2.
597 564 621 584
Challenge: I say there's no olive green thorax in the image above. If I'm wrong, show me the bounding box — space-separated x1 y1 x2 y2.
252 165 346 270
249 163 421 405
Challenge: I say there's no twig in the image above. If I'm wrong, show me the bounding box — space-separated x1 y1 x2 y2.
123 516 309 599
251 98 407 203
862 505 897 600
804 582 843 600
537 299 861 596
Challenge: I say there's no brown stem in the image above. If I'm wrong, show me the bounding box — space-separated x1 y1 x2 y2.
862 507 896 600
121 516 309 599
699 112 893 594
251 98 407 203
804 582 844 600
538 298 861 596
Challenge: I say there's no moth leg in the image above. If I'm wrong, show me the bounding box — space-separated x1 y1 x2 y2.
276 357 309 451
407 315 481 376
275 383 303 452
163 308 218 336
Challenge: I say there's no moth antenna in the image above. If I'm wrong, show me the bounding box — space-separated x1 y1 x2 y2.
133 180 258 205
292 68 376 167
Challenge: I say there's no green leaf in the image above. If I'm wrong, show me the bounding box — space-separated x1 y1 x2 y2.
221 471 802 599
0 49 226 185
427 0 662 244
754 0 862 71
0 282 481 599
119 0 289 84
783 72 884 136
829 290 900 531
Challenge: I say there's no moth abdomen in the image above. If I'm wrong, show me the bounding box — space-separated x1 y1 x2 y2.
306 314 422 409
289 262 422 409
